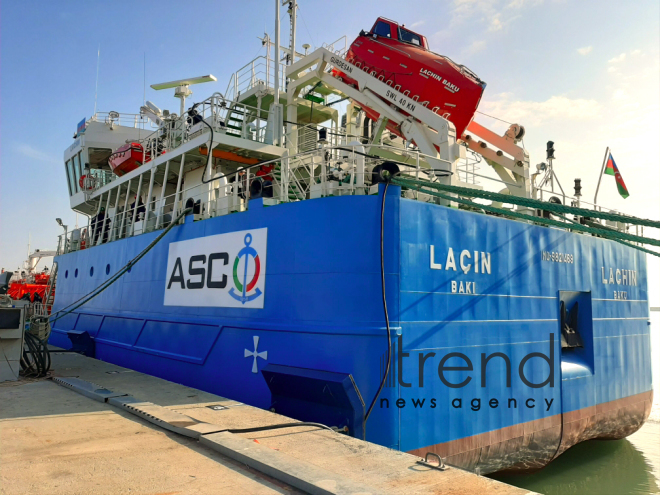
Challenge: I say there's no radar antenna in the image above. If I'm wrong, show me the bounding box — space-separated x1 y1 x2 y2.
150 75 217 117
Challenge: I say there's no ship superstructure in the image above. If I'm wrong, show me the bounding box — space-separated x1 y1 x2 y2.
48 2 653 475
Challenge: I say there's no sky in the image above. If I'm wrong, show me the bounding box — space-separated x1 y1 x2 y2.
0 0 658 304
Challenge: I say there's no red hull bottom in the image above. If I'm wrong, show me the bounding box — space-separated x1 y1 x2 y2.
407 390 653 474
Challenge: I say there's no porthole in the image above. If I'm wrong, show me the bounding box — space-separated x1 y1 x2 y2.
65 270 69 278
74 268 78 278
90 266 94 277
106 264 111 275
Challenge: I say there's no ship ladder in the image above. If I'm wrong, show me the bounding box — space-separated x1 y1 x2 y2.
225 105 248 139
272 164 305 201
42 262 58 317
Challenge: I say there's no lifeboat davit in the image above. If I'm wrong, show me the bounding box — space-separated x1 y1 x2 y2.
333 17 486 139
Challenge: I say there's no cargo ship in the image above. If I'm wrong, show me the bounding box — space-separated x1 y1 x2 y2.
47 3 653 474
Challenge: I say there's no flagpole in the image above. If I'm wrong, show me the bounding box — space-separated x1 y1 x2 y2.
593 146 610 207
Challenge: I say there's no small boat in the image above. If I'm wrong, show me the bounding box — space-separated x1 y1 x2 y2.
108 142 144 176
333 17 486 138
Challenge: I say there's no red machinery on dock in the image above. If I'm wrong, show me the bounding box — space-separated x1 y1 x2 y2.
5 271 50 303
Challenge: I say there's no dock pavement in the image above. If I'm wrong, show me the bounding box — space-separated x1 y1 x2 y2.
0 350 533 495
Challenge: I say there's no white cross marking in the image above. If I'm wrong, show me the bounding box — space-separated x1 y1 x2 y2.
244 335 267 373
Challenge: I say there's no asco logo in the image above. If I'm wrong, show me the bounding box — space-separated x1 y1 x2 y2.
229 233 262 304
164 228 267 308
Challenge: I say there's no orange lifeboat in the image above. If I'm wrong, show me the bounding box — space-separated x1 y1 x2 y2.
332 17 486 138
108 142 144 176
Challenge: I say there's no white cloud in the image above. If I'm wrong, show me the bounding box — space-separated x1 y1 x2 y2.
577 46 592 56
631 49 642 56
17 144 59 164
447 0 538 35
479 93 601 126
451 0 498 22
450 0 532 22
506 0 544 8
608 53 626 63
612 88 629 101
607 66 618 73
411 20 425 28
489 15 503 31
464 40 487 56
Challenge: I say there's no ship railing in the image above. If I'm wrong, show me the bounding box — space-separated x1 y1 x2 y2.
456 146 481 185
89 169 117 188
531 186 643 236
133 94 272 165
131 146 382 224
80 168 121 196
280 129 644 236
89 112 154 130
62 142 648 255
71 144 406 251
225 56 287 102
322 36 348 56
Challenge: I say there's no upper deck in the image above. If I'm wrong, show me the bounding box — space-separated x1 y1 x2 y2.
56 41 652 265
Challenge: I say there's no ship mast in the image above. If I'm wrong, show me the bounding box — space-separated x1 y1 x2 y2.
272 1 297 146
287 0 297 66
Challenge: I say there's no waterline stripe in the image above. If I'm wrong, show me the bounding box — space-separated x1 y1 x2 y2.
402 319 557 323
593 317 649 321
402 291 556 299
592 299 649 302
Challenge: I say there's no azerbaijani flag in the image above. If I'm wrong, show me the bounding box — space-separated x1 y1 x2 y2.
604 153 629 199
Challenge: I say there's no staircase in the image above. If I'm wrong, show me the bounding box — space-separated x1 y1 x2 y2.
42 263 58 316
272 164 305 201
224 106 248 139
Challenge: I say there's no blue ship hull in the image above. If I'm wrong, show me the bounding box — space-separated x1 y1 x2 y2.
50 185 653 473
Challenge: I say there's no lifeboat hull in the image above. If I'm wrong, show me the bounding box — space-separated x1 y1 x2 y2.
333 23 486 139
109 142 144 177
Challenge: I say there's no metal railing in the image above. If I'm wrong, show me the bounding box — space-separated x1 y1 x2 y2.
58 139 651 257
322 36 348 56
89 112 155 130
138 94 273 162
59 144 441 255
84 95 275 197
89 169 116 188
225 56 287 102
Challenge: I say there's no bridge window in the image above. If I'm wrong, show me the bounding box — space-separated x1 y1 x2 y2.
72 153 81 193
373 21 392 38
88 147 112 167
66 160 75 196
77 151 84 181
399 28 422 46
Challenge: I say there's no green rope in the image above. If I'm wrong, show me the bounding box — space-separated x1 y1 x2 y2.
611 239 660 258
50 208 192 323
554 212 660 258
392 177 660 229
398 181 660 253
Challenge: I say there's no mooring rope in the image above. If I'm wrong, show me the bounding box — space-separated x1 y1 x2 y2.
50 208 193 323
392 176 660 229
390 177 660 257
